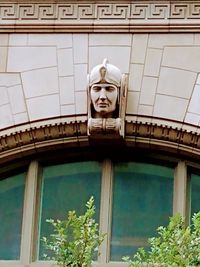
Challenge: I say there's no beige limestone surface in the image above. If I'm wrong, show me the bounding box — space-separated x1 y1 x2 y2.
0 33 200 132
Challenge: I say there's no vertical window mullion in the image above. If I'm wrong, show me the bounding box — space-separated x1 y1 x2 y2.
20 161 39 265
173 161 188 218
99 159 113 264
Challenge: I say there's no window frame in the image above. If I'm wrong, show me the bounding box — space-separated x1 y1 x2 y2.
0 155 199 267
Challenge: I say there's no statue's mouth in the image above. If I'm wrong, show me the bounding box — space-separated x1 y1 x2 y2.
98 103 109 108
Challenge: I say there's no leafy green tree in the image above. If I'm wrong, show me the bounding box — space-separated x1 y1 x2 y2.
42 196 105 267
123 213 200 267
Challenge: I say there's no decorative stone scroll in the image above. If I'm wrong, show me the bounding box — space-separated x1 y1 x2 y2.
87 59 128 138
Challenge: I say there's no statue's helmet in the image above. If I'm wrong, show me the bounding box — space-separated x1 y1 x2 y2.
88 58 122 87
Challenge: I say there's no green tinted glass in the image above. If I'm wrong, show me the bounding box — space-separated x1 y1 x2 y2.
111 162 173 261
38 161 102 259
190 173 200 217
0 173 25 259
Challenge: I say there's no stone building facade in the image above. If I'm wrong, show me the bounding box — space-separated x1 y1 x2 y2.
1 1 200 266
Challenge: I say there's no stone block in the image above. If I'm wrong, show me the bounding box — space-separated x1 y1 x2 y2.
59 76 75 105
157 67 197 99
131 34 148 64
22 67 59 98
7 47 57 72
128 64 143 92
138 105 153 116
61 105 75 116
0 104 13 129
28 34 72 48
162 47 200 72
9 34 28 46
75 91 87 114
74 64 87 92
153 94 188 121
140 77 157 105
14 112 28 125
126 91 140 114
7 84 26 114
0 86 9 105
73 34 88 64
89 46 131 73
188 85 200 115
0 34 8 46
27 94 60 120
144 48 162 77
185 112 200 125
89 34 131 46
58 48 73 76
0 73 21 87
148 34 193 49
0 47 8 72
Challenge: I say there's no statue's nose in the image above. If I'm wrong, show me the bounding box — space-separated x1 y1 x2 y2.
99 88 106 100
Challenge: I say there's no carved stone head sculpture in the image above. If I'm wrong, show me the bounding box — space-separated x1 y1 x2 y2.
87 59 128 138
88 58 121 118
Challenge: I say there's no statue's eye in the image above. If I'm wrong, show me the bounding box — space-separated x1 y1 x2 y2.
107 86 115 92
92 86 101 92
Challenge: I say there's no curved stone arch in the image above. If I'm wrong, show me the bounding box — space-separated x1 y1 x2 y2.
1 115 200 164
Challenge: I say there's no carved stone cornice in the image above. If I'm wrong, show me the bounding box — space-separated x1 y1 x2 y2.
1 1 200 32
0 119 88 162
1 117 200 163
126 120 200 156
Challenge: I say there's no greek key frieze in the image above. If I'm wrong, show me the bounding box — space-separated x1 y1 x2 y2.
0 2 200 32
0 2 200 21
170 4 189 19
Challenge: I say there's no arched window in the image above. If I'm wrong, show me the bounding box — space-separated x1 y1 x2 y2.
0 153 200 267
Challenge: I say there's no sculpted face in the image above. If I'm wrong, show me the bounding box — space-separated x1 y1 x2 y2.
90 83 118 118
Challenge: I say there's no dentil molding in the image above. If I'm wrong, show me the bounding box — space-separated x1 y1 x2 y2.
1 1 200 32
1 116 200 163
